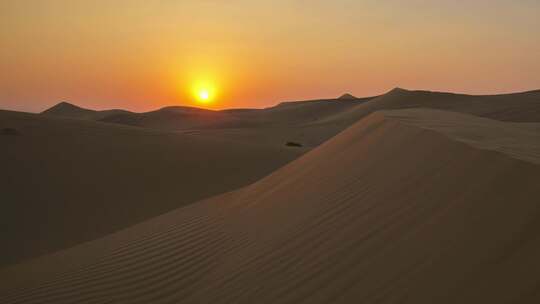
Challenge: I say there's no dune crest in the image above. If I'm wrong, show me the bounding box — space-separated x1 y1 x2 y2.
338 93 357 100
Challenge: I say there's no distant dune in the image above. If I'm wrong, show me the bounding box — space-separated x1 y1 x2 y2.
40 89 540 149
2 108 540 303
338 93 357 100
320 88 540 125
98 106 263 130
42 94 375 132
190 88 540 149
41 94 377 148
42 101 132 120
42 89 540 131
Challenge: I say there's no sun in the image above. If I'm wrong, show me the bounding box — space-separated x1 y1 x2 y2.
198 90 210 102
191 82 216 105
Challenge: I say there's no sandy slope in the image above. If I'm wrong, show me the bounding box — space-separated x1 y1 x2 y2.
2 109 539 303
0 110 303 266
382 109 540 164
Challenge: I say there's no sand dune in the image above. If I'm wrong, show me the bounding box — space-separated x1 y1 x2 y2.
0 110 303 266
41 95 376 148
338 93 358 100
261 95 374 124
5 88 539 266
321 88 540 125
41 89 540 150
98 106 264 130
42 89 540 131
42 102 132 120
2 109 539 303
42 95 375 132
187 88 540 149
43 103 261 130
382 109 540 164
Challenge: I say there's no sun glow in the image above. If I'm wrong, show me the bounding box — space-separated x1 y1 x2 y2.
177 58 231 107
198 90 210 101
191 81 217 105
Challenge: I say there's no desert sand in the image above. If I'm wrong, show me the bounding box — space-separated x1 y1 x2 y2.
1 89 540 303
0 110 303 266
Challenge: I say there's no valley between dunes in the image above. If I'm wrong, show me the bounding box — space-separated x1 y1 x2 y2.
1 88 540 303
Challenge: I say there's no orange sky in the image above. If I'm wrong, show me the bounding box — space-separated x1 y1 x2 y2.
1 0 539 112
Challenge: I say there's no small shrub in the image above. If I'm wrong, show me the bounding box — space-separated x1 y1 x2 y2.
285 141 303 147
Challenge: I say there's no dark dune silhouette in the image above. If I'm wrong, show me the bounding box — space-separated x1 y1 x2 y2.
42 101 132 120
338 93 357 99
42 94 376 131
98 107 250 130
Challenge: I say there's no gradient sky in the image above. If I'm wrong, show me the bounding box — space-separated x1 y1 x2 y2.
1 0 539 112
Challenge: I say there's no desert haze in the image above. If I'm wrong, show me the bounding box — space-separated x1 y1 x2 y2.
1 88 540 303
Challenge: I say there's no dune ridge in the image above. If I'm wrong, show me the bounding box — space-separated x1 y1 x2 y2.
40 88 540 150
381 109 540 164
319 88 540 125
41 95 374 131
2 109 540 303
